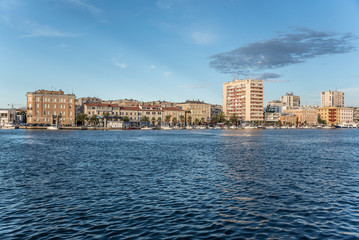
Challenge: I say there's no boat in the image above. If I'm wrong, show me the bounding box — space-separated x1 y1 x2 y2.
186 126 193 129
199 126 207 130
161 126 173 130
323 125 335 129
47 124 61 130
334 123 358 128
266 126 275 129
141 126 153 130
2 123 18 129
214 126 222 130
229 125 237 129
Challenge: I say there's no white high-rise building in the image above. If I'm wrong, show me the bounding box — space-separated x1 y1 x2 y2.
223 78 263 122
280 93 300 109
321 91 344 107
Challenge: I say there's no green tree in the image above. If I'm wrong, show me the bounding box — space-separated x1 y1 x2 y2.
194 118 199 125
200 117 205 125
218 112 225 123
229 114 237 126
212 114 219 124
165 115 171 125
179 115 185 126
141 116 150 122
151 117 156 126
123 116 130 122
103 112 110 117
187 115 192 125
172 117 178 126
90 115 99 126
157 117 162 126
76 113 88 126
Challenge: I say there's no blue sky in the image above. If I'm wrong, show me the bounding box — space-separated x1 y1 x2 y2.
1 0 359 108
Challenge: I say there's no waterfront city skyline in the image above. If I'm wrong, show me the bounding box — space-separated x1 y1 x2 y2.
1 0 359 108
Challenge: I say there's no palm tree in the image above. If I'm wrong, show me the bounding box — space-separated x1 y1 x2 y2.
229 114 237 126
194 118 199 125
123 116 130 122
76 113 88 126
172 117 178 126
211 115 219 124
157 117 162 126
179 115 185 126
218 112 225 123
103 112 110 118
151 117 156 126
141 116 150 123
187 115 192 125
90 115 99 126
200 117 205 125
165 115 171 126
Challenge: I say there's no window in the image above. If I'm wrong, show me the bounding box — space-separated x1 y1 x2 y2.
54 104 56 108
36 97 40 101
36 104 39 108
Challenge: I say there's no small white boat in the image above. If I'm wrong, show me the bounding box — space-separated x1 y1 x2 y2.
266 126 275 129
199 126 207 130
141 126 153 130
186 126 193 129
2 123 18 129
208 126 214 129
229 126 237 129
214 126 222 130
161 126 173 130
323 126 334 129
47 125 60 130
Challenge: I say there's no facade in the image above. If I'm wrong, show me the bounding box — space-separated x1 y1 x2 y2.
340 107 354 123
84 103 120 117
26 90 76 126
321 91 344 107
119 107 141 122
280 114 298 125
139 105 163 122
163 107 185 124
353 107 359 123
283 109 318 125
177 100 211 124
266 100 284 113
280 93 300 109
210 105 223 119
265 112 281 122
223 78 263 122
317 107 341 125
0 109 16 126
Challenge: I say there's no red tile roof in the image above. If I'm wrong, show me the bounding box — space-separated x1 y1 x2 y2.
85 103 119 108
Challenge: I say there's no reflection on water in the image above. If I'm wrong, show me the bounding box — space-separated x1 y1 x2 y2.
0 129 359 239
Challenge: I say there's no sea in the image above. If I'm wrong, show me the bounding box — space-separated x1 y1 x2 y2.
0 129 358 239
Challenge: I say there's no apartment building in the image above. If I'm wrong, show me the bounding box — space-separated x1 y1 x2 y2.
84 103 120 117
281 92 300 110
26 89 75 125
317 107 341 125
177 100 211 124
210 104 223 119
280 114 298 125
321 91 344 107
223 78 263 122
340 107 354 123
283 109 318 125
266 100 284 113
163 107 186 124
0 109 16 126
119 107 142 121
140 105 163 121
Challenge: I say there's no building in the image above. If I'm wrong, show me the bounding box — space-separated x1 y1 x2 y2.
340 107 354 123
280 92 300 109
139 105 163 122
119 106 141 122
264 112 281 123
177 100 211 124
317 107 341 125
283 109 318 125
84 103 120 117
353 107 359 123
0 109 16 126
266 100 284 113
280 114 298 125
321 91 344 107
163 107 185 125
210 104 223 119
75 97 102 117
26 89 76 126
223 78 263 122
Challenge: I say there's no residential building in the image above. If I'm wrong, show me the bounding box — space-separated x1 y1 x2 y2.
139 105 163 122
266 100 284 113
340 107 354 123
84 103 120 117
26 89 75 125
321 91 344 107
281 92 300 110
265 112 281 123
283 109 318 125
76 97 102 116
210 104 223 119
353 107 359 122
177 100 211 124
163 107 186 124
0 109 16 126
280 114 298 125
223 78 263 122
317 107 341 125
119 106 141 122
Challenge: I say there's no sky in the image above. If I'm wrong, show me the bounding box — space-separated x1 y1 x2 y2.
1 0 359 108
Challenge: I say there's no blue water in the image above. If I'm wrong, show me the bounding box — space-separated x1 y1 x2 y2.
0 129 359 239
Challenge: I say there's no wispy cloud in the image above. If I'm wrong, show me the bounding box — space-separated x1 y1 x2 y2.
190 31 216 45
210 27 356 79
20 20 79 38
65 0 103 15
150 65 157 69
113 59 127 69
162 71 172 77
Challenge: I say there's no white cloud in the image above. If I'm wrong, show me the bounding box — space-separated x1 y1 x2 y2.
150 65 157 69
65 0 103 15
113 60 127 69
190 31 216 45
162 71 172 77
20 20 79 38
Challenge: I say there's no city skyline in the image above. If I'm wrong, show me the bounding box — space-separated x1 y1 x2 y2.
1 0 359 108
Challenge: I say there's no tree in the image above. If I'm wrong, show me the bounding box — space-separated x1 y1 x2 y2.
123 116 130 122
157 117 162 126
218 112 225 123
165 115 171 125
76 113 88 126
151 117 156 126
229 114 237 126
141 116 149 123
103 112 110 117
90 115 99 126
187 115 192 125
179 115 185 126
194 118 199 125
212 115 219 124
172 117 178 126
200 117 205 125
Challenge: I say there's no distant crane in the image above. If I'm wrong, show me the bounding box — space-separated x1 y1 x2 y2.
7 104 24 110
